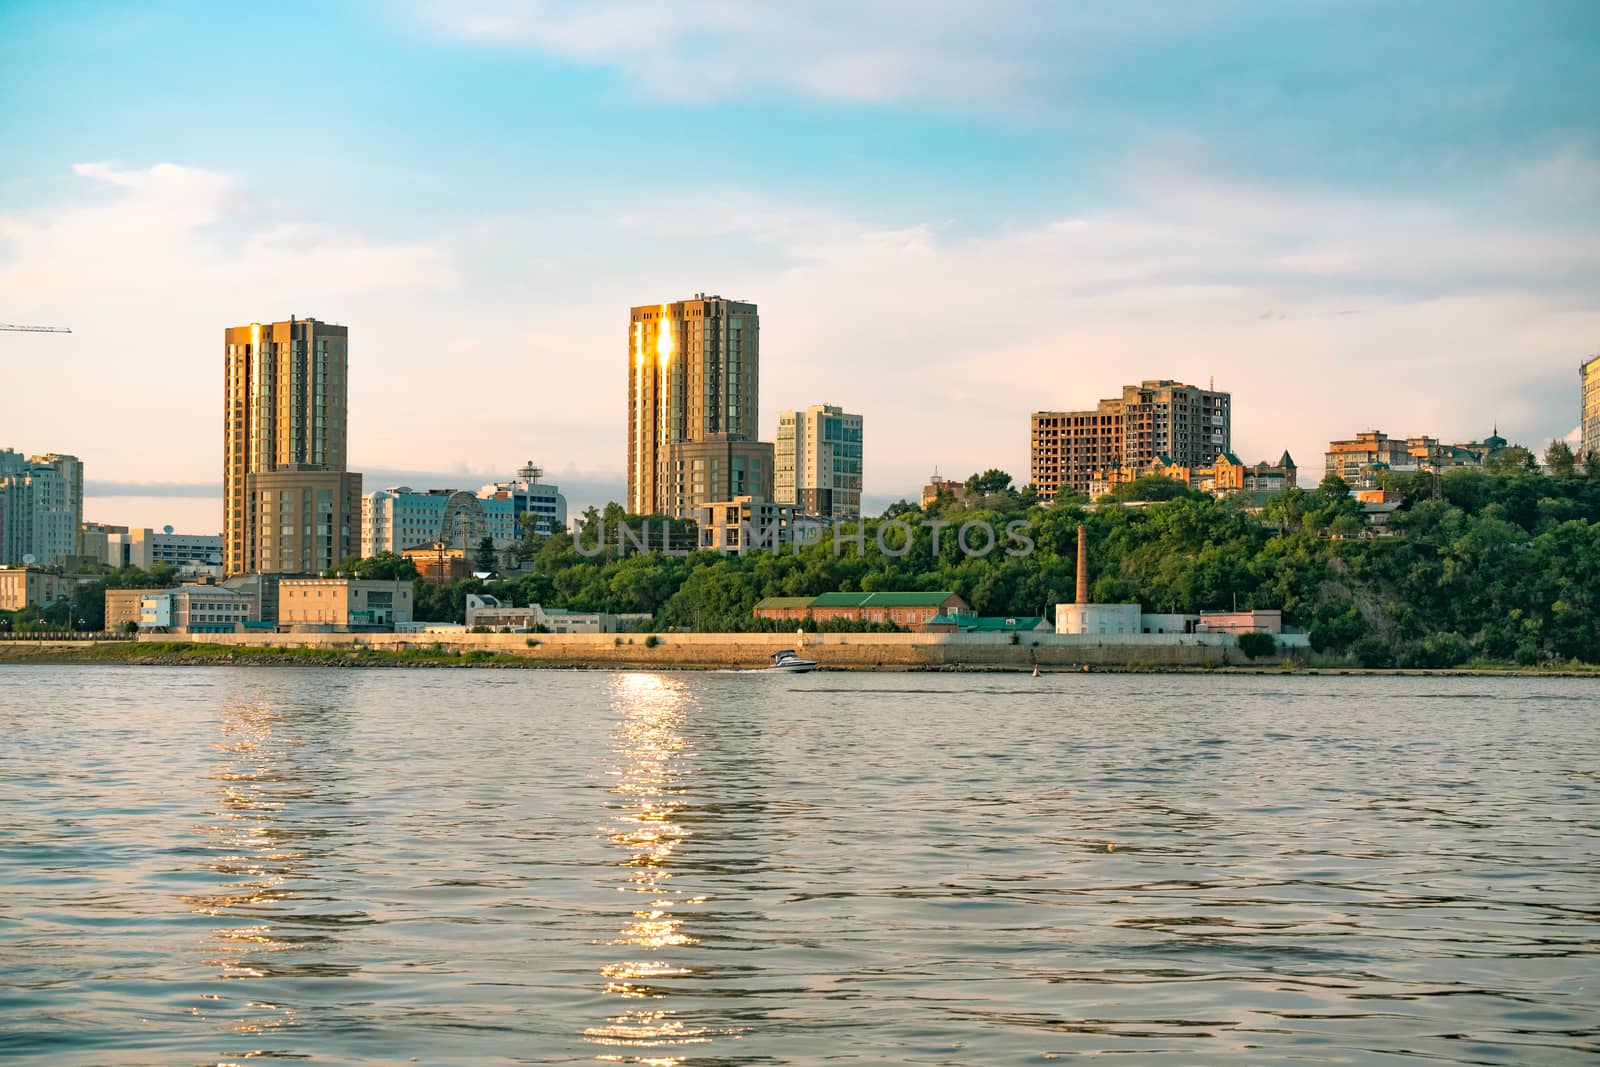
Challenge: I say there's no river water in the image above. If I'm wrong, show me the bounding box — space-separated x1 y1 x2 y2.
1 667 1596 1065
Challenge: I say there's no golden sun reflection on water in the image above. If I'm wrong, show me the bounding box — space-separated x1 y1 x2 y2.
583 674 739 1063
184 699 310 1039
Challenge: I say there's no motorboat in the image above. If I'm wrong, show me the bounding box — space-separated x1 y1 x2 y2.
767 649 818 673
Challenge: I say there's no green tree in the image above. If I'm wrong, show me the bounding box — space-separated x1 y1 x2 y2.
335 552 418 581
965 469 1014 495
1235 631 1277 659
474 536 498 573
1545 439 1577 477
1107 476 1197 502
1483 445 1537 476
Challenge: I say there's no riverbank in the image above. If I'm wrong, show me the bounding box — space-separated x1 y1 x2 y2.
1 638 1594 675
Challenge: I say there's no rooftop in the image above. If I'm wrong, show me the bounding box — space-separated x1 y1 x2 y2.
810 591 959 608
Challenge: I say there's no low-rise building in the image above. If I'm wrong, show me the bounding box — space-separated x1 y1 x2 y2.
463 594 648 633
277 578 413 632
138 584 258 634
0 566 65 611
920 472 969 510
921 613 1050 634
105 587 154 632
1327 428 1512 488
1056 602 1143 635
1055 607 1284 636
1197 610 1282 634
753 591 970 630
403 541 471 584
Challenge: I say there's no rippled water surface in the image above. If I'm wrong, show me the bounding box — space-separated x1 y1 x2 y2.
2 667 1597 1065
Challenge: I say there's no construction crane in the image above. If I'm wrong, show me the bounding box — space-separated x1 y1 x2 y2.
0 324 71 333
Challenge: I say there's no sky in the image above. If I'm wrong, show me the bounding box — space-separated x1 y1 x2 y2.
2 0 1597 534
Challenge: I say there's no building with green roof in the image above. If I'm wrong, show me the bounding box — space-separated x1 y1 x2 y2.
754 590 970 630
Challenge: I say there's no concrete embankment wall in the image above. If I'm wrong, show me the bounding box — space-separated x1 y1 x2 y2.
132 630 1308 669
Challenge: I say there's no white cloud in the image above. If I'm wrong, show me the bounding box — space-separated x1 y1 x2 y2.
0 161 455 305
408 0 1219 106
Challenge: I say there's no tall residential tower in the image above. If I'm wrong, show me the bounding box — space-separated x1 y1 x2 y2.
223 317 361 576
775 404 864 522
627 296 772 518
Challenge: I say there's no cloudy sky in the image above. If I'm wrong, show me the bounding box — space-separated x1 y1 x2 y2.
2 0 1597 533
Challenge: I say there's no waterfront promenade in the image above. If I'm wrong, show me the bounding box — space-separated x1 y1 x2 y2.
0 629 1313 670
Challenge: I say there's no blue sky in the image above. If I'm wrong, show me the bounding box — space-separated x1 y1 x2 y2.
2 0 1597 531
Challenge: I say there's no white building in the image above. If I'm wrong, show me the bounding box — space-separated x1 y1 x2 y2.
464 594 648 633
775 404 863 523
99 526 223 572
363 462 567 557
478 462 567 539
0 449 83 565
139 584 258 634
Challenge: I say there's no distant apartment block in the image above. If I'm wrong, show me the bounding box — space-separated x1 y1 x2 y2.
775 404 863 522
0 449 83 565
1583 354 1600 462
627 296 770 518
696 495 823 554
88 525 222 572
362 463 567 558
223 316 361 576
1032 380 1230 499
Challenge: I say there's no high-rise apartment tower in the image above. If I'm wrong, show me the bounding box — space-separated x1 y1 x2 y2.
223 317 361 576
627 296 771 518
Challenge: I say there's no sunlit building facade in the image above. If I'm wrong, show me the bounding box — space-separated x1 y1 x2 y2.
775 403 864 522
627 296 763 518
1583 354 1600 463
223 317 361 575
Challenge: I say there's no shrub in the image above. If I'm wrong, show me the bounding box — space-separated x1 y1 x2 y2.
643 635 660 648
525 637 541 648
1235 631 1277 660
1350 634 1393 669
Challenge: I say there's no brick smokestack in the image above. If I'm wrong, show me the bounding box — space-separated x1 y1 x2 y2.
1075 524 1089 605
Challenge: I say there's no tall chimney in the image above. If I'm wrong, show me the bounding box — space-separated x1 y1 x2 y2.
1075 524 1089 605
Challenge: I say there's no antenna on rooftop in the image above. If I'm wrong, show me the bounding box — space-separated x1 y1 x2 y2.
518 460 543 483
